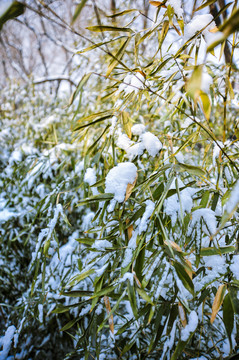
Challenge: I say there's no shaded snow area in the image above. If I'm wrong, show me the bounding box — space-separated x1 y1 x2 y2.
0 326 16 360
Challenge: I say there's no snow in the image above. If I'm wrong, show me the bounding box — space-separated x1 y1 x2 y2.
116 133 133 151
118 272 134 286
127 142 145 160
141 132 162 157
0 209 18 223
184 14 215 42
0 325 16 360
94 239 112 250
131 124 145 136
138 200 155 234
230 255 239 280
105 162 137 203
225 180 239 214
84 167 96 186
181 311 198 341
201 70 213 94
118 72 146 94
122 230 138 268
189 208 217 235
165 180 196 226
38 304 44 323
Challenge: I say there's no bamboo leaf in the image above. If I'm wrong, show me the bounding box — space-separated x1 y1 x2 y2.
106 37 130 77
223 293 234 347
173 261 194 295
71 0 87 25
200 246 235 256
125 172 138 201
199 92 211 121
60 318 78 331
0 1 25 30
86 25 133 33
175 162 205 177
136 287 154 305
67 269 95 287
210 284 226 324
77 193 113 206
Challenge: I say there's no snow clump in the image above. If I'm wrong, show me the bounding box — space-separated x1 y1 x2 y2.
105 162 137 202
84 167 96 186
118 72 146 94
184 14 215 42
141 132 162 157
131 124 146 136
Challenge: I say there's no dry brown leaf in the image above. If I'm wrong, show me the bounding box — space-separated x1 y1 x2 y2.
210 284 226 324
209 26 218 33
149 0 167 8
127 224 134 240
178 302 187 328
124 172 138 202
172 23 181 36
169 241 183 252
104 296 114 335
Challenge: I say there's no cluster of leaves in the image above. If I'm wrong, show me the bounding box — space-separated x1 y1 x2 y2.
1 0 239 359
59 1 239 359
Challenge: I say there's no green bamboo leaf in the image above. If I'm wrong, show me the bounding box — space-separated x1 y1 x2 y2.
223 293 234 348
73 114 112 131
107 9 138 18
76 237 96 246
195 0 217 11
229 287 239 315
71 0 87 25
136 287 154 305
69 72 92 106
75 36 126 54
173 261 194 295
175 162 206 177
67 269 95 287
60 318 78 331
106 37 130 77
199 91 211 121
127 281 138 318
200 246 235 256
86 25 133 33
77 193 113 206
61 290 93 297
0 1 25 30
